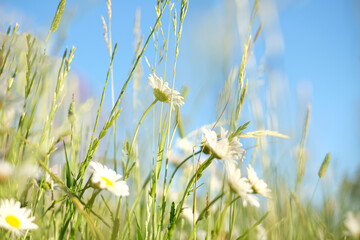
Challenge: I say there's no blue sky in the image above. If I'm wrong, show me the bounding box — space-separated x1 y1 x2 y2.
1 0 359 186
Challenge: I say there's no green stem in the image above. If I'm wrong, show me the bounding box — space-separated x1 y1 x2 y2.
166 150 201 194
229 194 236 239
86 189 101 212
310 178 320 204
152 184 157 240
125 99 158 178
107 0 169 125
76 44 117 184
166 155 215 239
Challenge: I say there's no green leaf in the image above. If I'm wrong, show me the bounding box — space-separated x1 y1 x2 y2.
111 217 120 240
63 141 74 188
229 121 250 139
196 192 224 224
134 215 144 240
236 211 269 240
59 216 72 240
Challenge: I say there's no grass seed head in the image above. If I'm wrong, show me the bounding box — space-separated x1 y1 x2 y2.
318 153 331 178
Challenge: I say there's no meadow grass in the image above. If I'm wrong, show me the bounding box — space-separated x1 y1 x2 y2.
0 0 359 239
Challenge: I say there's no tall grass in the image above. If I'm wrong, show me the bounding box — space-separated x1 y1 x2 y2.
0 0 359 239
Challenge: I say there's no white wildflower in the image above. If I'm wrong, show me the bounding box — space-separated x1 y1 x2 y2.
247 165 271 198
175 137 194 154
0 161 14 183
202 127 243 165
35 171 59 191
168 151 184 166
0 94 21 127
226 163 259 208
0 198 38 236
344 211 360 238
168 137 195 165
181 205 199 223
89 161 129 196
147 74 184 107
16 162 39 180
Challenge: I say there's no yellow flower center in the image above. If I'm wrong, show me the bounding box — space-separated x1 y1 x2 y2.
101 176 114 187
5 215 20 228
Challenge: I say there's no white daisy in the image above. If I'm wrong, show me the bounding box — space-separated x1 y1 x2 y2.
0 94 21 127
0 198 38 236
0 161 14 183
181 205 199 224
168 151 184 166
226 163 260 208
168 137 195 165
202 127 244 165
344 211 360 238
16 162 39 180
247 165 271 198
89 161 129 197
147 74 184 107
175 138 194 154
35 170 59 191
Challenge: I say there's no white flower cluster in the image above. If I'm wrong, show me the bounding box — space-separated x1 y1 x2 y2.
225 163 271 208
202 127 271 208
